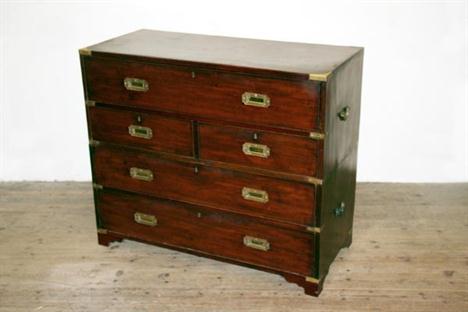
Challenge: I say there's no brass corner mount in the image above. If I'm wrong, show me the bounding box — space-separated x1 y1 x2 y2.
305 276 320 284
79 48 92 56
309 71 331 82
309 132 325 140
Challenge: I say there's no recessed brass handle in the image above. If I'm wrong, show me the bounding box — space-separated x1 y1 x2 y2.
242 187 269 204
242 142 270 158
128 125 153 139
124 77 149 92
129 167 154 182
134 212 157 226
243 235 270 251
242 92 270 108
338 106 350 121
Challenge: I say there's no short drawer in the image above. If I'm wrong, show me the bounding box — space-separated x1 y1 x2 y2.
88 106 193 156
92 145 316 225
84 57 320 132
199 123 320 176
98 190 314 275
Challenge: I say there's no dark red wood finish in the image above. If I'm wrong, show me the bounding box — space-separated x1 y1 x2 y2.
318 50 364 279
89 105 193 156
98 190 314 275
81 29 364 297
97 230 122 246
199 123 320 176
86 29 361 81
84 57 321 132
92 145 316 226
98 228 321 295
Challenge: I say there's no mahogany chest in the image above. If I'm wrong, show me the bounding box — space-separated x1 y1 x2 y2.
79 29 363 296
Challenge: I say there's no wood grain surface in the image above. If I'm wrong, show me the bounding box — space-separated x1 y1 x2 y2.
84 56 321 132
0 182 466 311
88 105 193 156
97 190 314 275
198 122 321 176
92 145 317 226
85 29 361 77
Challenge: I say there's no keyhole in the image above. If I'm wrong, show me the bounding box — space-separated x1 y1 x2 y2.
136 114 142 124
252 133 259 141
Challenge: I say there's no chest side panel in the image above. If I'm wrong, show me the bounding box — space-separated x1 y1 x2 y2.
318 50 363 279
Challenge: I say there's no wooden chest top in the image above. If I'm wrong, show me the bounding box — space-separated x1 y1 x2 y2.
82 29 362 80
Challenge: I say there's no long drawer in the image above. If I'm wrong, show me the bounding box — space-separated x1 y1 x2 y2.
98 190 314 275
83 57 321 132
199 123 320 176
92 145 317 225
88 106 193 156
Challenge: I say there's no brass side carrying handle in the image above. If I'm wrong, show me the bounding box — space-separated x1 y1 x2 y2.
243 235 270 251
242 92 270 108
128 125 153 139
242 187 269 204
333 202 345 217
129 167 154 182
242 142 270 158
134 212 158 226
124 77 149 92
338 106 350 121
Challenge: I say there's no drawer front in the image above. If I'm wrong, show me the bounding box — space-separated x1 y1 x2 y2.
98 190 314 275
84 57 320 132
199 123 320 176
88 106 193 156
93 145 316 225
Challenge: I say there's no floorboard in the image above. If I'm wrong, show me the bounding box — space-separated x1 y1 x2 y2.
0 182 467 311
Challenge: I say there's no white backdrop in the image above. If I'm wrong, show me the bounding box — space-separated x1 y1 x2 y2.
0 0 466 182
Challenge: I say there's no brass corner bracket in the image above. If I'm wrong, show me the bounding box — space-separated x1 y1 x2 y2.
89 139 100 147
85 100 96 107
309 71 332 82
97 228 108 234
309 132 325 140
92 183 103 190
305 276 320 284
306 177 323 185
79 48 92 56
306 226 321 234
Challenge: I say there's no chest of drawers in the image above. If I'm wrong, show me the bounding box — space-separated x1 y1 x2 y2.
79 29 363 296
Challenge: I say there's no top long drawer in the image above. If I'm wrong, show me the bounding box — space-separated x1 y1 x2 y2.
83 57 321 132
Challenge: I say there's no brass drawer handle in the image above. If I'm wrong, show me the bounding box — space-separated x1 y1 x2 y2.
338 106 350 121
134 212 158 226
129 167 154 181
242 142 270 158
128 125 153 139
124 77 149 92
242 187 269 204
242 92 270 108
243 235 270 251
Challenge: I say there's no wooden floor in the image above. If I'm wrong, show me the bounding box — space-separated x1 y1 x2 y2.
0 182 467 311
